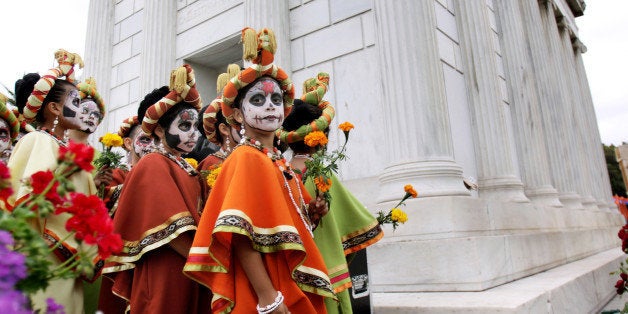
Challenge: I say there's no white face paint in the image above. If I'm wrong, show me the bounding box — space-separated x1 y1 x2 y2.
164 108 200 153
241 79 284 132
0 119 11 153
132 129 156 158
75 100 102 133
62 89 82 129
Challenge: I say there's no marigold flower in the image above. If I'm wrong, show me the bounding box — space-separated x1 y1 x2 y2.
184 158 198 169
314 176 332 193
206 166 222 188
100 133 124 148
304 131 328 148
390 208 408 223
338 121 354 132
404 184 418 198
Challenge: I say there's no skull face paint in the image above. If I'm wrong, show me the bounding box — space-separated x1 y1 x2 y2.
164 108 200 153
132 129 156 158
241 79 284 132
0 119 11 153
75 100 102 133
61 90 84 129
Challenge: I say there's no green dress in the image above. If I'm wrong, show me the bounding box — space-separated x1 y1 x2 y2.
305 173 383 314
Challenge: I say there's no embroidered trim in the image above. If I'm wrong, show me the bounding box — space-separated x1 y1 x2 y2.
342 224 383 254
157 147 198 176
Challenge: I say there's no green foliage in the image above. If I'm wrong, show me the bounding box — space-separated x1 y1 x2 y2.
604 143 627 197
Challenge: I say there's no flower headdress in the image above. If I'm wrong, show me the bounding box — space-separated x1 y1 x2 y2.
24 49 84 122
141 64 202 135
276 72 335 143
117 115 139 138
203 64 241 145
77 77 106 121
221 27 295 126
0 93 20 140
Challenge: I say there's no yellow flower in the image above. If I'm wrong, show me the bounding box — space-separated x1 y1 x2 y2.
206 166 222 188
100 133 123 148
314 176 332 193
338 121 354 132
390 208 408 223
404 184 418 198
304 131 329 148
184 158 198 169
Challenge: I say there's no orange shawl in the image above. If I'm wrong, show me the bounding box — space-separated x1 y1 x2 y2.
185 146 335 313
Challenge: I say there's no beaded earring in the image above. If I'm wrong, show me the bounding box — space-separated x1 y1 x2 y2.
225 136 231 152
51 116 59 133
239 128 246 144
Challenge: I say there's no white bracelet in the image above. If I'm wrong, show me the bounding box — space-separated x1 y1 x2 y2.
256 291 284 314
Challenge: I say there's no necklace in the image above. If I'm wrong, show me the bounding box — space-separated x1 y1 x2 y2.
237 136 314 237
156 146 198 176
38 128 67 147
212 148 228 160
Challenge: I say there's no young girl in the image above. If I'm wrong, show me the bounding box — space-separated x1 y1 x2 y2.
104 65 210 313
184 27 335 313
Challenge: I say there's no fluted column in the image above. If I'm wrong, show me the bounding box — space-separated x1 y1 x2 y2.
244 0 291 74
140 0 177 95
374 0 469 201
520 1 583 209
537 0 585 209
572 39 616 210
494 1 561 207
556 20 598 209
84 0 114 140
455 1 527 202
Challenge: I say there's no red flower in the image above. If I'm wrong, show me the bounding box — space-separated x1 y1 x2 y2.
56 192 122 259
0 162 12 200
59 141 95 172
30 170 63 205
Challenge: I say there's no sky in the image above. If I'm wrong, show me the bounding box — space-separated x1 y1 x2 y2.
0 0 626 145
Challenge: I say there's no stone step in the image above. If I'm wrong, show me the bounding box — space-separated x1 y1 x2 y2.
372 248 624 313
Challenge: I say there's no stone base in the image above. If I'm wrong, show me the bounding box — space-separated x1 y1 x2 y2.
372 248 625 313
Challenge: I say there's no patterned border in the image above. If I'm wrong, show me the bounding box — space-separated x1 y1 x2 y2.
342 224 383 254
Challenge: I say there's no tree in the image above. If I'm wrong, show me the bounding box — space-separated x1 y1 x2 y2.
604 143 627 197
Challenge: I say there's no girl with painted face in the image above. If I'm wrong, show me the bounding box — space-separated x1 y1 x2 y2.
0 93 20 163
104 66 210 314
184 28 335 314
8 51 97 313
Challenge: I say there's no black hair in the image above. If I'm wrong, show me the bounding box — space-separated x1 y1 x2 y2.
137 86 170 123
282 99 325 154
14 73 41 114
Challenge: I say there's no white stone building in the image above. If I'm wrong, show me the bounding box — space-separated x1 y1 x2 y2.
85 0 624 312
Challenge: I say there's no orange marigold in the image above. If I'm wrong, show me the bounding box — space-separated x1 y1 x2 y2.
338 121 354 132
314 176 332 193
304 131 329 147
404 184 418 198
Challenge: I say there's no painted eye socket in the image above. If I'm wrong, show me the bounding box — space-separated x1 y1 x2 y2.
137 136 152 145
249 94 266 106
72 98 80 106
0 130 8 139
271 93 282 105
178 122 192 132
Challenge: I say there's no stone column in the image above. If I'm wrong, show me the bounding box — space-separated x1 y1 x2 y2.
454 1 527 202
83 0 114 142
556 20 598 209
374 0 469 201
244 0 291 74
572 39 616 210
140 0 177 95
520 0 583 209
494 1 561 207
537 0 586 209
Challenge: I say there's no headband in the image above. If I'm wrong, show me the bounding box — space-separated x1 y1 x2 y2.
276 72 335 143
141 64 202 135
77 77 106 121
203 64 242 144
0 93 20 140
221 27 294 126
24 49 84 122
118 115 139 138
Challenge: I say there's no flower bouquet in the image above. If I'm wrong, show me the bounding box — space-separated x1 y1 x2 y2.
300 122 354 208
376 184 417 230
0 141 123 313
93 133 126 198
